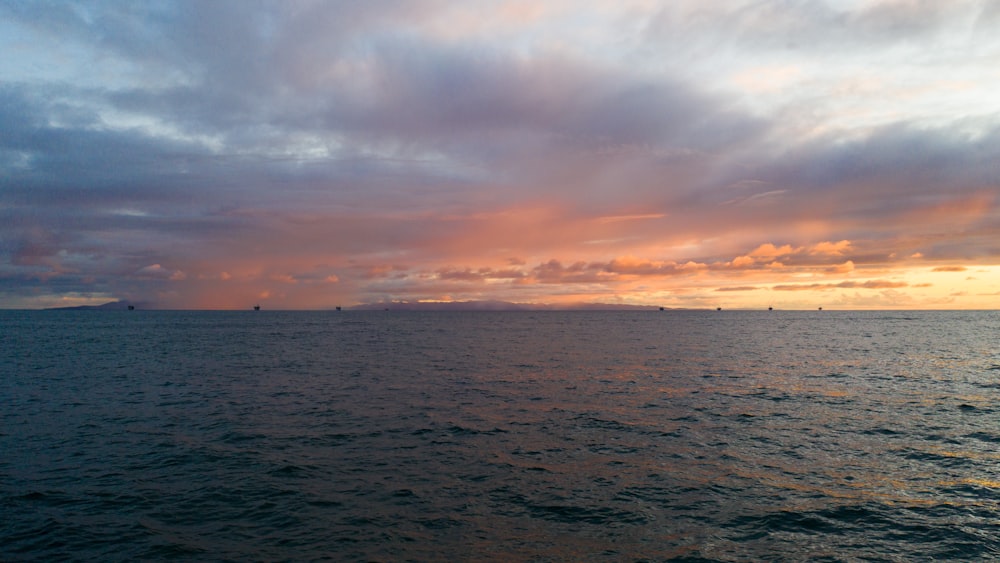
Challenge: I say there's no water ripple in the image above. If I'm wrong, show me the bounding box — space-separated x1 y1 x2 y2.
3 309 999 560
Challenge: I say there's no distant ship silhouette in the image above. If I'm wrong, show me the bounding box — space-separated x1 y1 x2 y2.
254 304 260 311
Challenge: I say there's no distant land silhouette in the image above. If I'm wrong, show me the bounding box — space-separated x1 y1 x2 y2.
45 300 140 311
43 300 687 311
349 300 679 311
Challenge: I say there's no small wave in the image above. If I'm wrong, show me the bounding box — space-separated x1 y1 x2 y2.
527 503 651 525
966 431 1000 444
726 504 886 540
862 427 901 436
579 416 635 432
901 448 977 467
267 464 314 477
417 517 464 530
446 424 507 436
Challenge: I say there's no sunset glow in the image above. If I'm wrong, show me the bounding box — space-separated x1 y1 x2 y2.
2 1 999 309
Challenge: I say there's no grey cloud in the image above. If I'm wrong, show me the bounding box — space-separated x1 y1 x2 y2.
1 85 214 200
304 36 767 161
531 260 605 284
6 1 767 188
3 1 997 307
766 123 1000 206
688 121 1000 248
436 267 525 282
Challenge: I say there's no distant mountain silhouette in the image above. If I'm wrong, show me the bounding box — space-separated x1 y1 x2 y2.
350 300 675 311
42 299 686 311
45 300 139 311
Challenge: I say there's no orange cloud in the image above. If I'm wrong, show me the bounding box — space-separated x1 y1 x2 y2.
749 243 796 259
604 257 707 276
826 260 855 274
810 240 852 255
724 241 857 272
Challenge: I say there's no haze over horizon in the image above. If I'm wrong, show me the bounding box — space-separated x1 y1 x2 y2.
3 1 999 310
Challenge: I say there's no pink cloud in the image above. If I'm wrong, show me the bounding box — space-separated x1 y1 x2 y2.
135 264 185 281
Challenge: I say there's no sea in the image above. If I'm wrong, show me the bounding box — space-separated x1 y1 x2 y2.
2 309 999 562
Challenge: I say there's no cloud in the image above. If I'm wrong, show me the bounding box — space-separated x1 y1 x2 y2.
604 256 706 277
531 260 607 284
773 280 909 291
932 266 967 272
749 243 795 259
1 2 998 309
811 240 852 255
645 1 985 62
723 242 867 271
827 261 855 274
135 264 185 281
436 267 525 282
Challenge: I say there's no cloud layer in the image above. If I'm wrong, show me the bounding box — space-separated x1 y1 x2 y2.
2 1 999 309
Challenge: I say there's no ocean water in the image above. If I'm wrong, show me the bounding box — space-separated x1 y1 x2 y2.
2 309 999 562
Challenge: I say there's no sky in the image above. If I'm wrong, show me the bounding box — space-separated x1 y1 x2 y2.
2 0 999 310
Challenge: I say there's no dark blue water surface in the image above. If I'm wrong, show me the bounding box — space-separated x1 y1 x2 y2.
2 310 999 561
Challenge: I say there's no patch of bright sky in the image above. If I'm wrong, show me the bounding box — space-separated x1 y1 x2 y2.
5 151 33 170
242 131 338 161
96 109 226 152
908 264 1000 303
442 1 993 145
0 17 189 95
420 1 648 65
0 19 52 80
622 2 1000 142
110 208 150 217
